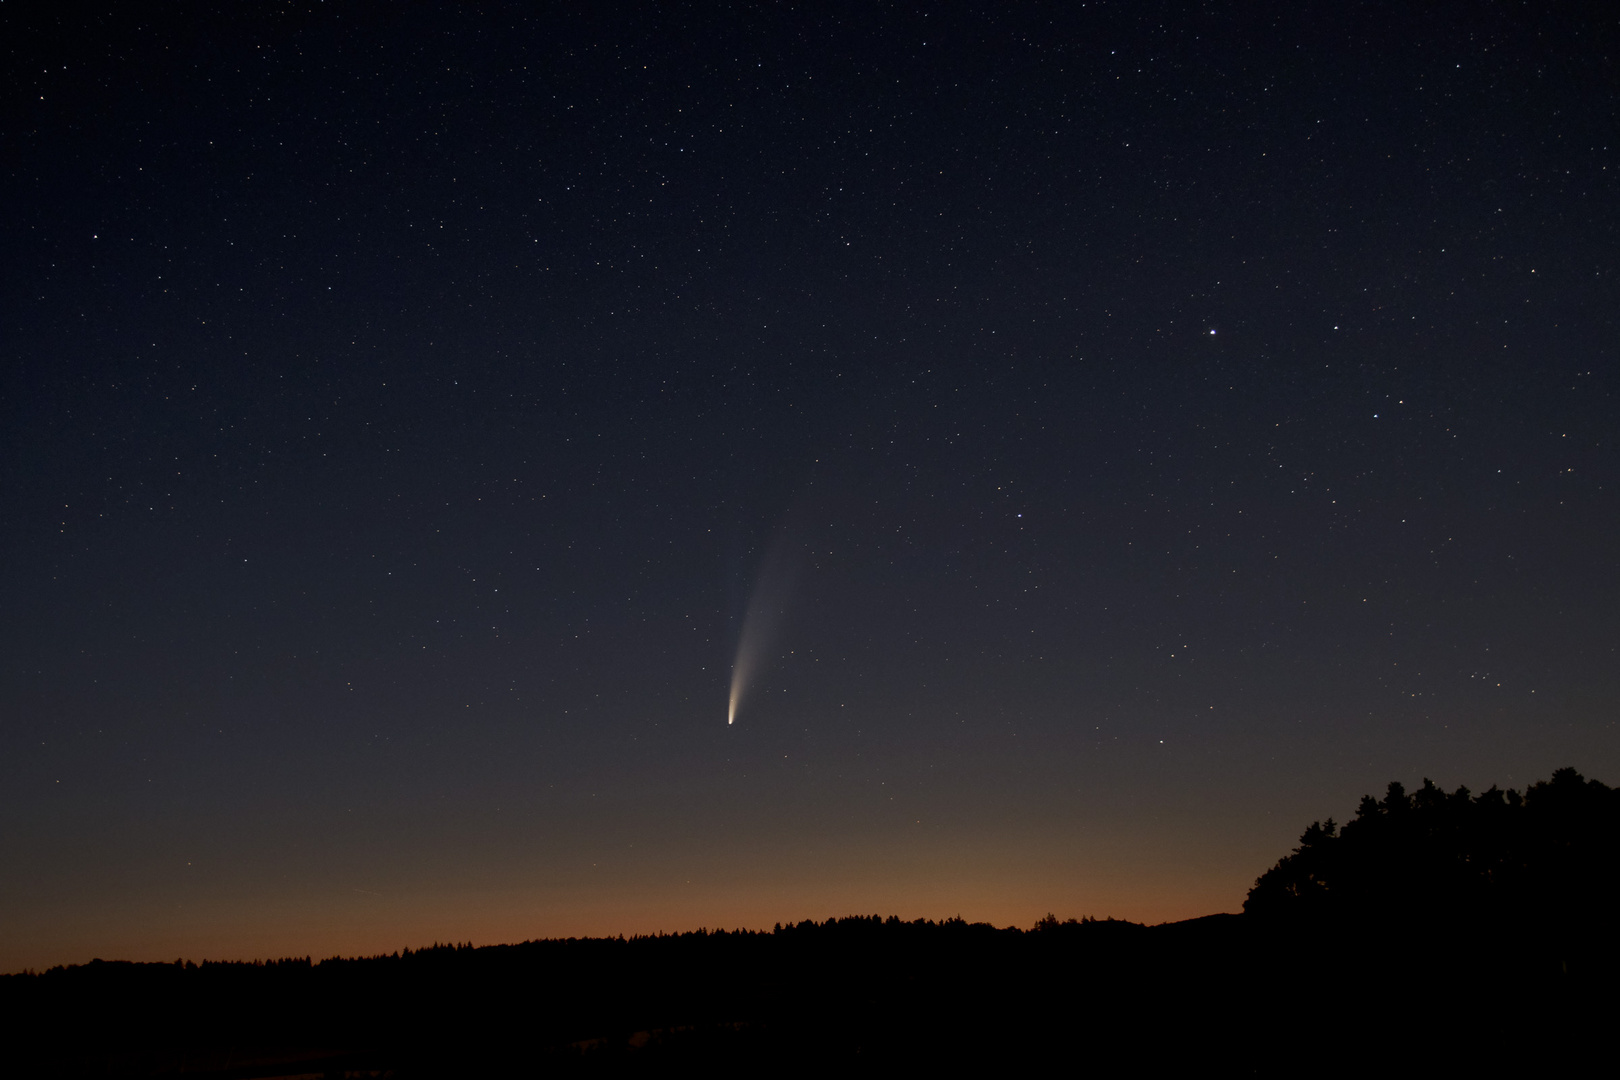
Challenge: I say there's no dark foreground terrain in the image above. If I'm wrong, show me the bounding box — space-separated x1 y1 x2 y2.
8 769 1615 1077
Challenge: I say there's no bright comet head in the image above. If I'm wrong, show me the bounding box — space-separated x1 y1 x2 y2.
726 524 802 727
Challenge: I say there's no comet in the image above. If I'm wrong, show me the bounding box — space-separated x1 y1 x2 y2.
727 531 799 725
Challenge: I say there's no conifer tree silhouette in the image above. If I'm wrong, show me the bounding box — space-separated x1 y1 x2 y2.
1244 767 1618 931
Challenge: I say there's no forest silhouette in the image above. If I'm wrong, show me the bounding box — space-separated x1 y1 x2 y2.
6 768 1614 1076
1246 767 1617 934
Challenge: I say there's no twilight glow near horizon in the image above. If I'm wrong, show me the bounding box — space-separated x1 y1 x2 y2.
1 3 1615 973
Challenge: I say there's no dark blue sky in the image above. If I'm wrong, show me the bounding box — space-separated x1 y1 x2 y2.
3 1 1616 969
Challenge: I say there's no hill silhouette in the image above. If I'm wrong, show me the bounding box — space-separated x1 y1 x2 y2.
5 768 1614 1076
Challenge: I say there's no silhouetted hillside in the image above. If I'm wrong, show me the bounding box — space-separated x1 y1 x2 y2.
6 769 1614 1077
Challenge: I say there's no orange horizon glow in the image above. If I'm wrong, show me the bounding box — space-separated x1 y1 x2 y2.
2 862 1250 973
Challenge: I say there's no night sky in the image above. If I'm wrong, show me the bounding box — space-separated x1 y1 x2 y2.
4 2 1617 972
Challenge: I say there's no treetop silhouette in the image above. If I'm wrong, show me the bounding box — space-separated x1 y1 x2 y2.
1244 766 1618 927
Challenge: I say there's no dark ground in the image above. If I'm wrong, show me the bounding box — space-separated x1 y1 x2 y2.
6 911 1612 1077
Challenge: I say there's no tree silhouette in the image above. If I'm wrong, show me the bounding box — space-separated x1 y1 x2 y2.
1244 767 1619 932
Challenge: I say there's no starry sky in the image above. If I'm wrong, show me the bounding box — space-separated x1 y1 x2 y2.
3 1 1616 971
